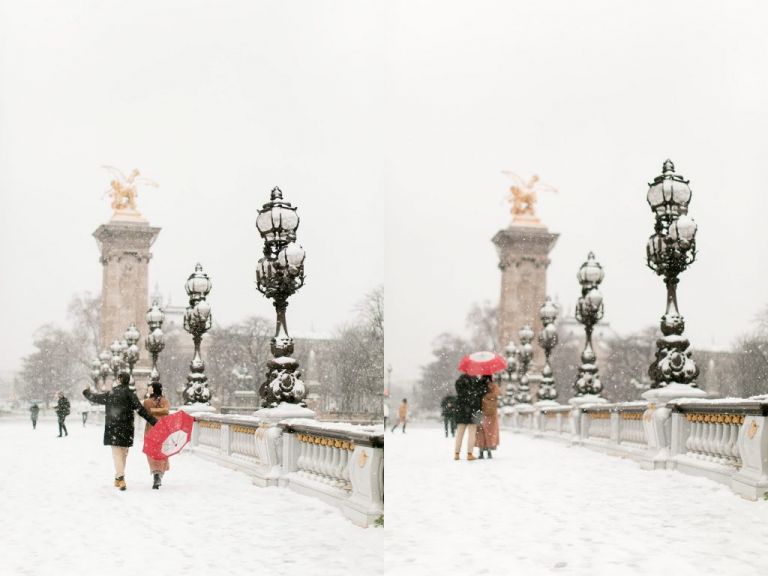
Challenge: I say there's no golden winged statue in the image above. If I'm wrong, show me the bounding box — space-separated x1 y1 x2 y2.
502 171 558 223
102 166 158 213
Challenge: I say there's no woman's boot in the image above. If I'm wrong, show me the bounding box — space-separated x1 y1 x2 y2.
152 473 162 489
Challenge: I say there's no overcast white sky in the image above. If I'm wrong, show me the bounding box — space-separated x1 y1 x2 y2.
2 1 767 385
0 1 387 372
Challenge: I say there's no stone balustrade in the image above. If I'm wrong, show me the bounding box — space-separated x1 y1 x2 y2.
581 406 612 441
502 397 768 501
187 412 384 527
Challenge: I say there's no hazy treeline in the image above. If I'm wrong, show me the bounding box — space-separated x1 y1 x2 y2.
414 302 768 411
13 287 384 415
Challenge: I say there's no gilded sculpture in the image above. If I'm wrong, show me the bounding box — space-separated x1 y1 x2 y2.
103 166 158 213
502 171 558 221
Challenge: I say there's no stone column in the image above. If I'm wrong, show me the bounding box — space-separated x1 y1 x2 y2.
493 223 558 369
93 216 160 396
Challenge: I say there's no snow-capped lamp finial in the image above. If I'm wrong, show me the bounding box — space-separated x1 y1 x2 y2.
662 159 675 174
270 186 283 201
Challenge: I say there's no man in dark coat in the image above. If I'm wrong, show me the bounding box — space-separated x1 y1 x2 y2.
453 374 485 460
83 372 157 490
29 403 40 430
54 392 71 437
440 394 458 438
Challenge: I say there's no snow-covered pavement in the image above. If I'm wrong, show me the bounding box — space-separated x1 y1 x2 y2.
1 417 383 576
386 424 768 576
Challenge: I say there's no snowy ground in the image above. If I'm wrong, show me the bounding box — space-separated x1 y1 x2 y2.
385 423 768 576
1 416 383 576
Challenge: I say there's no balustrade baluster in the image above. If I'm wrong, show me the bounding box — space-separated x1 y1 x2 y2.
329 445 341 487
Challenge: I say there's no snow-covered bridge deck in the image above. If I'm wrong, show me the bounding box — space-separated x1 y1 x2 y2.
386 424 768 575
0 417 382 576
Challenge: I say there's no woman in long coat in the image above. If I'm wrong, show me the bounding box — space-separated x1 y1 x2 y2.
143 382 171 489
476 375 501 459
453 374 485 460
83 372 157 491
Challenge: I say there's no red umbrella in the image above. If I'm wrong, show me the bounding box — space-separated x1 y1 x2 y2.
458 351 508 376
143 410 195 461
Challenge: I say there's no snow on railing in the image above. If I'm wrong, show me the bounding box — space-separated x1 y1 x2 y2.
502 397 768 500
618 409 646 445
682 412 742 466
187 412 384 527
294 432 353 491
197 420 222 450
582 407 611 441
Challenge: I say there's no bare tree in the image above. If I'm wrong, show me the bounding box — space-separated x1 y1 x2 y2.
327 286 384 415
18 325 83 405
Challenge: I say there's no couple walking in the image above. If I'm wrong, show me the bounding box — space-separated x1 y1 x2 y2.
83 374 171 490
453 374 500 460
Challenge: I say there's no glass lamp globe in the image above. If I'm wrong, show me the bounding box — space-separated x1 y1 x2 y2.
586 288 603 309
539 297 558 325
185 264 212 298
256 187 300 241
518 324 534 344
577 252 604 287
146 302 165 326
278 243 306 268
195 299 211 320
124 324 140 344
669 214 697 243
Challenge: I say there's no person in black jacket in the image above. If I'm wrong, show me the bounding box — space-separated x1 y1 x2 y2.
29 403 40 430
440 394 457 438
83 372 157 491
453 374 484 460
54 392 71 437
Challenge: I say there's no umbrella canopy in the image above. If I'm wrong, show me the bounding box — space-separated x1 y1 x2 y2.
458 351 508 376
143 410 195 461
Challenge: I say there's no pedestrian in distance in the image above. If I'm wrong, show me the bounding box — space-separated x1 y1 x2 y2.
453 374 484 460
391 398 408 433
440 394 458 438
54 391 71 437
29 403 40 430
143 381 171 489
81 410 88 427
383 402 389 429
82 372 157 491
476 375 501 459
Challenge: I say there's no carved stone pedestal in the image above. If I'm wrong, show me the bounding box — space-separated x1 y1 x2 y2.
493 223 558 370
94 216 160 396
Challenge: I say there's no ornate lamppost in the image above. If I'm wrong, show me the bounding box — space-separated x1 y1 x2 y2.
502 342 518 406
645 160 700 391
573 252 605 403
109 339 125 384
182 263 213 406
537 297 559 402
145 301 165 389
514 324 534 404
123 324 141 387
98 350 111 390
89 358 101 391
255 186 307 408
